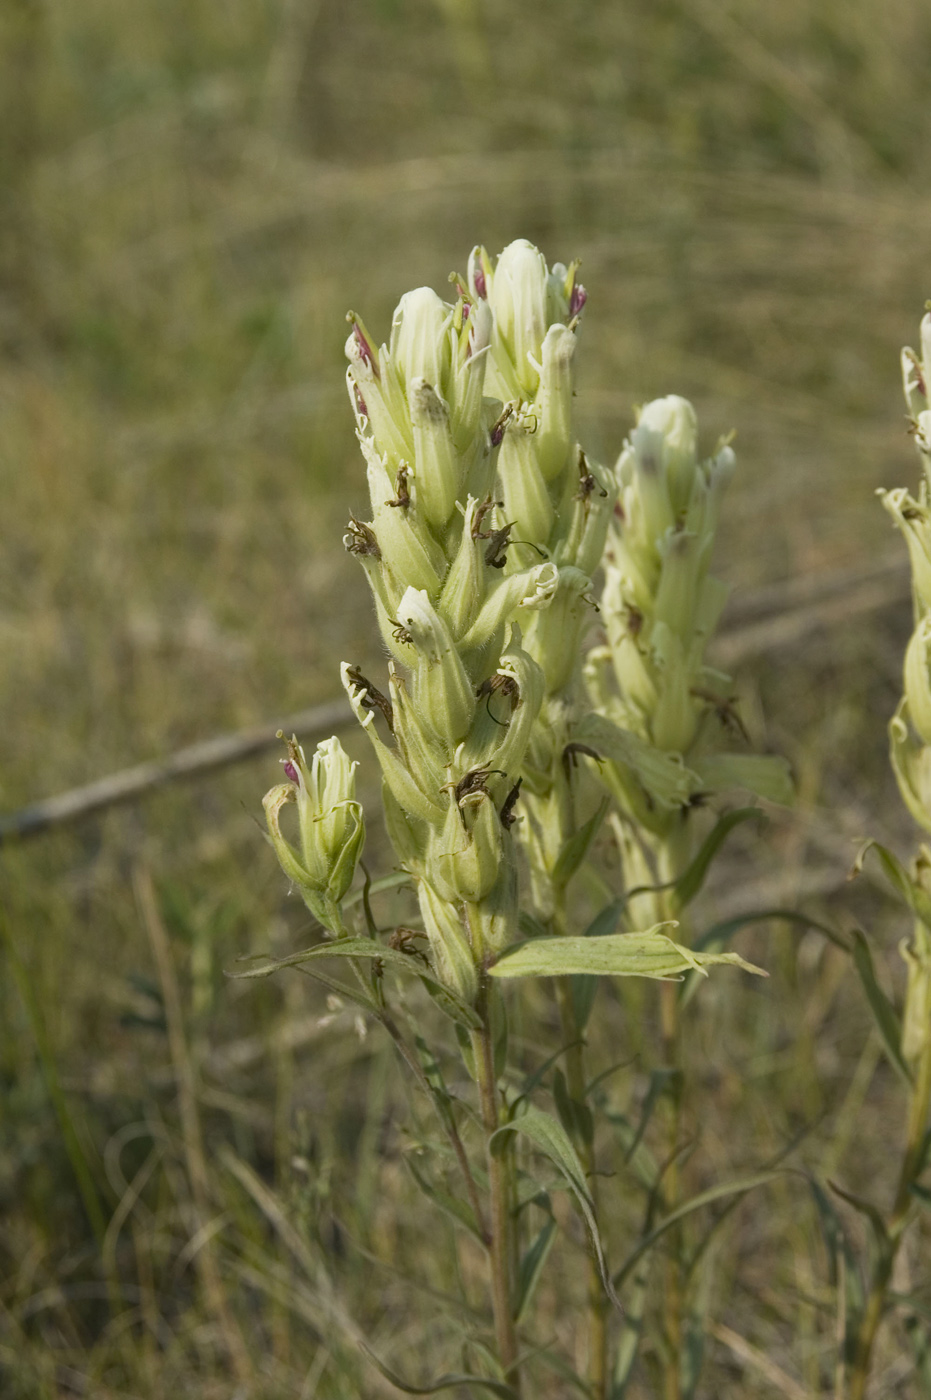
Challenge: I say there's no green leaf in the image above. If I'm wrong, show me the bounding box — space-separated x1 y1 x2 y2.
829 1179 890 1250
613 1172 781 1289
691 753 794 806
404 1154 485 1244
552 797 610 892
911 1180 931 1212
850 930 911 1086
624 1068 680 1163
692 908 850 957
518 910 549 941
573 897 628 1030
853 840 931 931
611 1250 651 1398
670 808 763 914
582 898 628 940
359 1343 518 1398
809 1177 865 1348
489 931 766 982
515 1217 558 1324
342 869 413 910
552 1068 593 1146
229 936 482 1029
681 908 851 1008
490 1106 619 1311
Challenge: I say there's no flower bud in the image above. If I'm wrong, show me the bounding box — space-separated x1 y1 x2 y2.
418 878 478 1003
890 697 931 833
396 587 476 746
880 488 931 615
392 287 452 393
264 735 365 930
904 615 931 746
429 785 504 904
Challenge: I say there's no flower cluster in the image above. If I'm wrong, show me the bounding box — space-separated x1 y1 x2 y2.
584 395 792 902
338 280 586 996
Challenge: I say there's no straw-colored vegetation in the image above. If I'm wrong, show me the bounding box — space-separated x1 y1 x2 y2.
3 1 931 1395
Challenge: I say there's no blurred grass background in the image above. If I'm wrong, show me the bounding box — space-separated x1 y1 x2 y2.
2 0 931 1394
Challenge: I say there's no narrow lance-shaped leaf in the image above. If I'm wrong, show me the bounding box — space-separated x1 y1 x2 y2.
680 907 850 1009
490 1106 620 1311
404 1154 485 1245
228 936 481 1029
853 839 931 932
515 1217 558 1325
613 1172 782 1290
850 929 912 1086
670 807 764 914
489 930 766 981
359 1343 519 1399
552 797 610 892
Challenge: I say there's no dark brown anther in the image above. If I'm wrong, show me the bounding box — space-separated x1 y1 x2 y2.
387 927 430 964
345 518 381 558
481 520 517 569
490 403 515 448
902 500 924 516
500 778 523 830
475 671 520 726
689 686 750 743
576 448 608 502
387 619 414 645
387 465 411 510
625 604 644 638
562 742 603 780
443 768 506 824
472 496 503 539
345 665 394 732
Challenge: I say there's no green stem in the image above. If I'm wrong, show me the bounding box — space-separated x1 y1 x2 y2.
556 976 607 1399
628 830 686 1400
552 890 608 1399
849 1022 931 1400
470 954 521 1394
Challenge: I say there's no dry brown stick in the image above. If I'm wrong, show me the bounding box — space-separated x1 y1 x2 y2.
0 554 910 845
0 698 351 845
134 865 254 1384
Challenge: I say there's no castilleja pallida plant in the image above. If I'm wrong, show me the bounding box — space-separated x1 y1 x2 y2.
251 243 774 1398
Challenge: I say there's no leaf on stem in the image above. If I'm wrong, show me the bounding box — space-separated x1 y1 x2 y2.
359 1343 519 1398
229 936 482 1029
624 1068 680 1163
670 808 764 914
850 930 911 1085
809 1176 865 1343
404 1154 486 1245
680 908 850 1008
551 797 610 892
489 930 766 981
852 840 931 931
514 1217 558 1324
829 1179 890 1250
490 1105 620 1311
613 1172 781 1290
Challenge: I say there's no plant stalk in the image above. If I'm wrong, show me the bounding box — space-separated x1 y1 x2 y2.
472 975 521 1394
556 975 608 1399
848 1016 931 1400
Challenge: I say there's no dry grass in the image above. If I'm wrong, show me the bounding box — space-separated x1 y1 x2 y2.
2 0 931 1394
